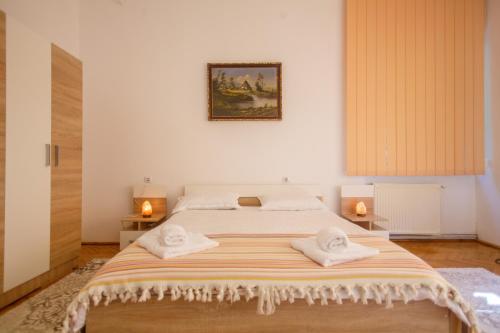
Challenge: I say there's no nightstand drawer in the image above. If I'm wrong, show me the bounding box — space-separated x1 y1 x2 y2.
120 230 148 250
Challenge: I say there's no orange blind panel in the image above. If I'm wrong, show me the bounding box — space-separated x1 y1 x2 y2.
346 0 484 176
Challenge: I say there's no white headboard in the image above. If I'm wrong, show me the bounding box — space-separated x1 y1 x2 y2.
184 184 322 198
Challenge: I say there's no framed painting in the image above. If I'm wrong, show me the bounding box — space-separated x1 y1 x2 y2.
208 63 282 120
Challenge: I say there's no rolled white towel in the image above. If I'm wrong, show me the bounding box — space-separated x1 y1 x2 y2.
316 226 349 253
138 228 219 259
160 224 187 247
291 237 379 267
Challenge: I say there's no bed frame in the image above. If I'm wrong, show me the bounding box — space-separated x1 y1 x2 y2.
86 298 465 333
85 185 469 333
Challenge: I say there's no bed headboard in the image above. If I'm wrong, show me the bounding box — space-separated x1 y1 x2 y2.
184 184 323 206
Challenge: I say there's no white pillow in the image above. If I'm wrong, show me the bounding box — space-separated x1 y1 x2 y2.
258 194 326 211
172 193 240 214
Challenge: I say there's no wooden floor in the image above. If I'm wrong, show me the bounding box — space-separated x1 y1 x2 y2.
395 240 500 274
79 243 120 267
79 240 499 274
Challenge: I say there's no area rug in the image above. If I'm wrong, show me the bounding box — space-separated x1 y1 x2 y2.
437 268 500 333
0 259 107 333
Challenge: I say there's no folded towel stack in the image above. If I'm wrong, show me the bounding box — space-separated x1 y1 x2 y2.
138 224 219 259
291 228 379 267
160 224 188 247
316 227 349 252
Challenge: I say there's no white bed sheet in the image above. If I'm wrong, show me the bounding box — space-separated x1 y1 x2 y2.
167 207 370 235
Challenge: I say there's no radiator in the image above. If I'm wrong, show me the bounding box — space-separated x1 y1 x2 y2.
374 183 442 235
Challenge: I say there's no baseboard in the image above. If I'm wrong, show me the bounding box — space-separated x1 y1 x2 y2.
477 239 500 249
390 234 477 240
82 242 120 245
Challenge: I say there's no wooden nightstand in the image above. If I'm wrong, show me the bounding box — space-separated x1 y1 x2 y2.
340 187 390 239
119 185 167 250
121 213 167 231
120 213 166 250
341 213 388 231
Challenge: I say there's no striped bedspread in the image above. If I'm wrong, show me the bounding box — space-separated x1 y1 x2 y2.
64 234 477 332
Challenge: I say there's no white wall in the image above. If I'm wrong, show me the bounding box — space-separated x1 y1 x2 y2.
0 0 79 57
80 0 477 242
476 0 500 247
0 0 479 242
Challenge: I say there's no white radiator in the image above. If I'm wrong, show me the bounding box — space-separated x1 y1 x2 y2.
374 183 442 235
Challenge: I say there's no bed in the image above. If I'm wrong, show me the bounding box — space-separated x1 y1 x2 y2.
64 185 477 333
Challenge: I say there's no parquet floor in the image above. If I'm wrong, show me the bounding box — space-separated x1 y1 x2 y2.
395 240 500 274
79 244 120 266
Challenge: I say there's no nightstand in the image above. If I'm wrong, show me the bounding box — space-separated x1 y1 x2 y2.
119 185 167 250
340 185 390 239
121 213 167 231
341 213 389 239
341 213 388 231
120 213 166 250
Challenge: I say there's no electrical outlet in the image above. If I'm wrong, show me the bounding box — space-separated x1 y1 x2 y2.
144 176 152 184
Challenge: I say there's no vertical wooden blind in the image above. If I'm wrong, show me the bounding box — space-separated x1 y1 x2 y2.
346 0 485 176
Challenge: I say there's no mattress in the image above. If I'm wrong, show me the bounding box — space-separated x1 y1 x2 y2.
63 209 477 332
166 207 371 235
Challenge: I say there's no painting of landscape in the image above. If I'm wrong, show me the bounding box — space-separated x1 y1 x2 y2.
208 63 282 120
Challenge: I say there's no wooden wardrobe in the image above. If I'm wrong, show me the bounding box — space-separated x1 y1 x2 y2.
0 11 82 308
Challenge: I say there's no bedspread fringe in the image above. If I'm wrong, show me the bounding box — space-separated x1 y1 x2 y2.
62 281 479 333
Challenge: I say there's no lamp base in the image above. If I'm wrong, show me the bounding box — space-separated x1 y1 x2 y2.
356 213 366 217
142 214 152 218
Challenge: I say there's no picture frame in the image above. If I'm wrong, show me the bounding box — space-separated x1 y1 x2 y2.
208 63 282 121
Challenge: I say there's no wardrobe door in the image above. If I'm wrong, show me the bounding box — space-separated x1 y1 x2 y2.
50 45 82 269
4 16 51 291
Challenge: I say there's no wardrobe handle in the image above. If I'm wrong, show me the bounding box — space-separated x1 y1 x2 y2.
54 145 60 167
45 144 51 166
